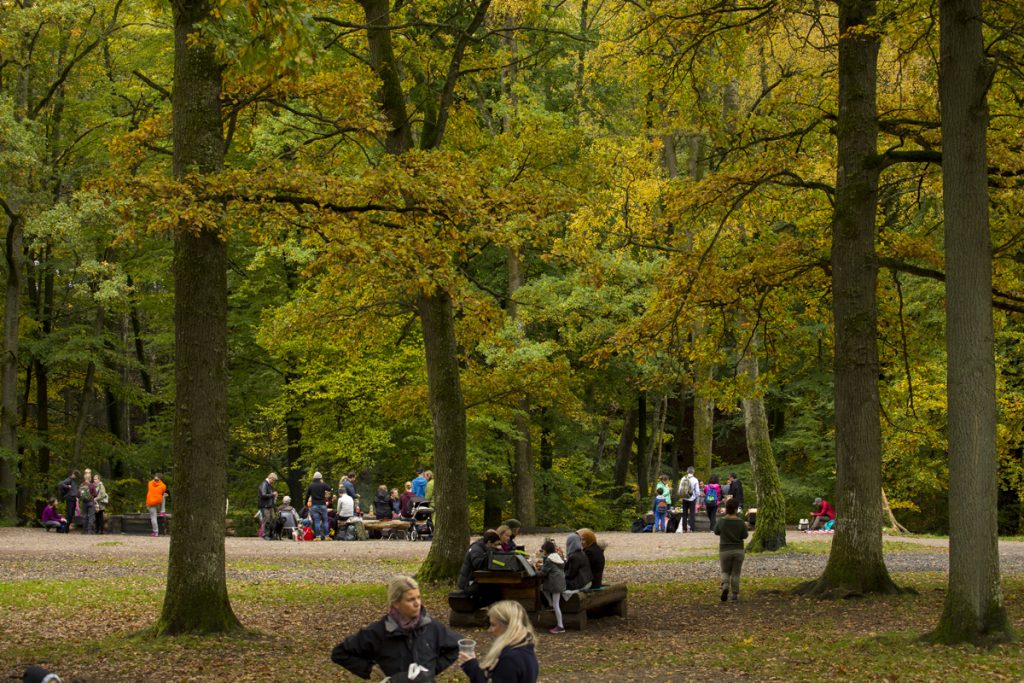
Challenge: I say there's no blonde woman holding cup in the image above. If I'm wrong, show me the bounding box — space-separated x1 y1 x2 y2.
459 600 539 683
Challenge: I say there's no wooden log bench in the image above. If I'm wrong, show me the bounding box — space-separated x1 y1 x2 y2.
536 584 628 631
106 513 171 535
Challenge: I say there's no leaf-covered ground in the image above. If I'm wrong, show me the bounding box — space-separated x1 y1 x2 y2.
1 528 1022 682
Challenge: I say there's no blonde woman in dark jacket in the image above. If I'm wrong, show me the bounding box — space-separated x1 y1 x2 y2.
460 600 539 683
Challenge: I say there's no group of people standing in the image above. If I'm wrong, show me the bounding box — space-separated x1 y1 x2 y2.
257 468 435 541
44 468 110 534
653 467 745 533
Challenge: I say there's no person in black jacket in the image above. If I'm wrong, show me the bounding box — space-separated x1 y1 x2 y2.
577 528 605 589
373 485 394 519
457 530 502 607
727 472 745 511
332 575 462 682
460 600 539 683
58 470 79 527
563 532 592 592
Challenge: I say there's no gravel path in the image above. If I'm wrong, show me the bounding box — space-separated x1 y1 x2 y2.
3 528 1023 584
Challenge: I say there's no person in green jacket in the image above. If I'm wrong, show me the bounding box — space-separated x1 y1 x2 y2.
714 497 748 602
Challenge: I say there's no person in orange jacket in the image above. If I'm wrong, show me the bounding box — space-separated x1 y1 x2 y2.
146 473 168 537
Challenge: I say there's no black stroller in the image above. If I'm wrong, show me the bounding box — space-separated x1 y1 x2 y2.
408 499 434 541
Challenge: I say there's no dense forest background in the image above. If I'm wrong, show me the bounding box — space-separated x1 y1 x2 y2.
3 0 1024 536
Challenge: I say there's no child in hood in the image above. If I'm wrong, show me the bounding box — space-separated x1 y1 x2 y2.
537 539 567 634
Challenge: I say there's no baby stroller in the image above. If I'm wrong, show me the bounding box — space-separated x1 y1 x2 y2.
408 499 434 541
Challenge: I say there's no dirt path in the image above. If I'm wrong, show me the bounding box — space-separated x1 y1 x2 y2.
3 528 1023 584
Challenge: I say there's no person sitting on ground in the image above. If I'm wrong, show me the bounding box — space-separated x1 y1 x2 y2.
536 539 566 634
374 485 394 519
459 600 539 682
577 528 605 589
809 497 836 530
563 532 592 595
332 575 462 682
457 530 502 607
41 498 68 533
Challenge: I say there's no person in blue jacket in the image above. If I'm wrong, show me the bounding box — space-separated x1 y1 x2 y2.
460 600 539 683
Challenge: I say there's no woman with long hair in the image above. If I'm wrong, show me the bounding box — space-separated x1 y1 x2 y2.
331 575 462 681
460 600 539 683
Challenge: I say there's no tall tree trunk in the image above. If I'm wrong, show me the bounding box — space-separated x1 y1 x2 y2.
416 291 469 582
612 406 637 490
156 0 239 635
798 0 898 597
0 209 23 524
72 307 105 462
508 249 535 527
636 393 648 500
930 0 1011 644
737 336 786 552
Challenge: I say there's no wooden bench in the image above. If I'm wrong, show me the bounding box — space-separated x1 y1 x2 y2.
537 584 628 631
106 513 171 535
448 572 627 631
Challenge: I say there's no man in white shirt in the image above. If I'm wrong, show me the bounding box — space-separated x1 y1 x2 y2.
676 466 700 533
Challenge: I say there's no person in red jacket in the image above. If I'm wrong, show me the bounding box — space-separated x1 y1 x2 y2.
810 497 836 530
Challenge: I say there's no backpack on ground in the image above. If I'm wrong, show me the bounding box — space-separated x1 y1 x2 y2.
704 487 718 506
680 477 693 498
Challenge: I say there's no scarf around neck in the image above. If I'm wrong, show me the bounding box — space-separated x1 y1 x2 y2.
389 606 421 632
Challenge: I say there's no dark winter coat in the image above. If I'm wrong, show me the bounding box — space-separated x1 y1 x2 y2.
729 478 745 509
461 643 539 683
563 550 592 591
457 538 493 591
257 479 276 509
331 609 460 680
374 490 393 519
58 476 77 503
539 554 566 594
582 543 606 589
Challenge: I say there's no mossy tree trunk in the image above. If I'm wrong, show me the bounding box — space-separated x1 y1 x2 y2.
797 0 898 598
737 337 786 552
156 0 240 635
416 291 469 582
928 0 1012 645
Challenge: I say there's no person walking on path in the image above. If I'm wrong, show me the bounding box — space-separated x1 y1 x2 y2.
146 473 168 537
77 469 96 534
331 575 462 681
676 467 700 533
704 474 723 531
459 600 539 683
58 470 79 528
257 472 278 540
305 471 332 541
714 497 748 602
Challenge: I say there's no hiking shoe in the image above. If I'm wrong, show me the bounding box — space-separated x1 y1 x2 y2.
549 626 566 634
151 532 159 537
720 588 729 602
313 537 321 542
730 595 739 602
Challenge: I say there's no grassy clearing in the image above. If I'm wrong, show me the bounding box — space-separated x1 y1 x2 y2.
2 566 1022 681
